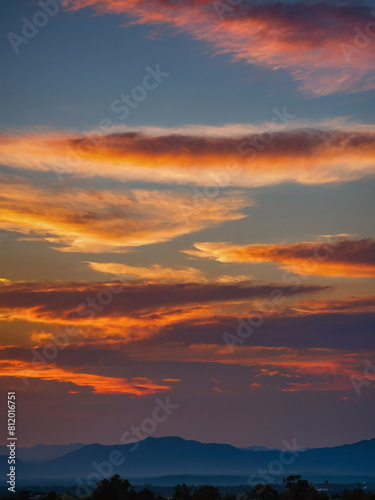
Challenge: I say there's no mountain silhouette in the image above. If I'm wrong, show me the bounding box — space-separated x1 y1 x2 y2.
1 436 374 482
0 443 84 462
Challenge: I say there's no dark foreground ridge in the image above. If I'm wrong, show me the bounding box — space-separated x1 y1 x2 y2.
1 474 375 500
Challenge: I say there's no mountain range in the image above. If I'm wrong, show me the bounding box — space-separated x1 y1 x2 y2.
0 436 374 484
0 443 84 462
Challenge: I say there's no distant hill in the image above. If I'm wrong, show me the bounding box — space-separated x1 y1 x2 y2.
0 443 84 462
240 446 280 451
0 436 374 482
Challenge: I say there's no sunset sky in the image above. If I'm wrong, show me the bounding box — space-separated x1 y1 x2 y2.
0 0 374 449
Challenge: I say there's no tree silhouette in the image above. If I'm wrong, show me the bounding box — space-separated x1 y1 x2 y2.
92 474 131 500
251 483 279 499
283 475 316 500
173 483 192 500
191 485 220 500
1 474 375 500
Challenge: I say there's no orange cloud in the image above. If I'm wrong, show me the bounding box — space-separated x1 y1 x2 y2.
126 341 373 391
0 359 170 395
150 344 360 374
0 280 328 344
86 262 208 283
0 174 247 252
184 238 375 277
86 262 253 284
280 380 355 392
64 0 375 95
292 295 375 315
1 126 375 187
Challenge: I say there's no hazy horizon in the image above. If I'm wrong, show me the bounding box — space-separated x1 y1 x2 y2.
11 434 375 451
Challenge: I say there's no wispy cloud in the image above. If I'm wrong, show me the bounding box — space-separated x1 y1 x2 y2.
184 238 375 277
0 359 171 395
65 0 375 95
0 174 248 252
1 126 374 187
0 280 329 343
85 262 252 284
86 262 208 283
